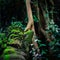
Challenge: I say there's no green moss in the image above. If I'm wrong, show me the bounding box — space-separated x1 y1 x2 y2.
3 46 16 55
24 30 34 43
4 55 10 60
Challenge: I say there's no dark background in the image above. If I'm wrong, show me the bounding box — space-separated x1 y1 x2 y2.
0 0 60 29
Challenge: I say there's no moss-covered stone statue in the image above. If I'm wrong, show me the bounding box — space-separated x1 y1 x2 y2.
0 21 34 60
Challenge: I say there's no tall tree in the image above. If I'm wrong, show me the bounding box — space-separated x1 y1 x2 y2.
25 0 40 52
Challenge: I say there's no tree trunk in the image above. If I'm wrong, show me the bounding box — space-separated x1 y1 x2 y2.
37 0 54 41
26 0 34 23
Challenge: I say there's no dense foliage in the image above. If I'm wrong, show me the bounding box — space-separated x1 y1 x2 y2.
0 0 60 60
0 20 60 60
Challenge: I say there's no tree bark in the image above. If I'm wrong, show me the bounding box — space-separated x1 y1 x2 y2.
37 0 54 41
26 0 39 51
26 0 34 23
